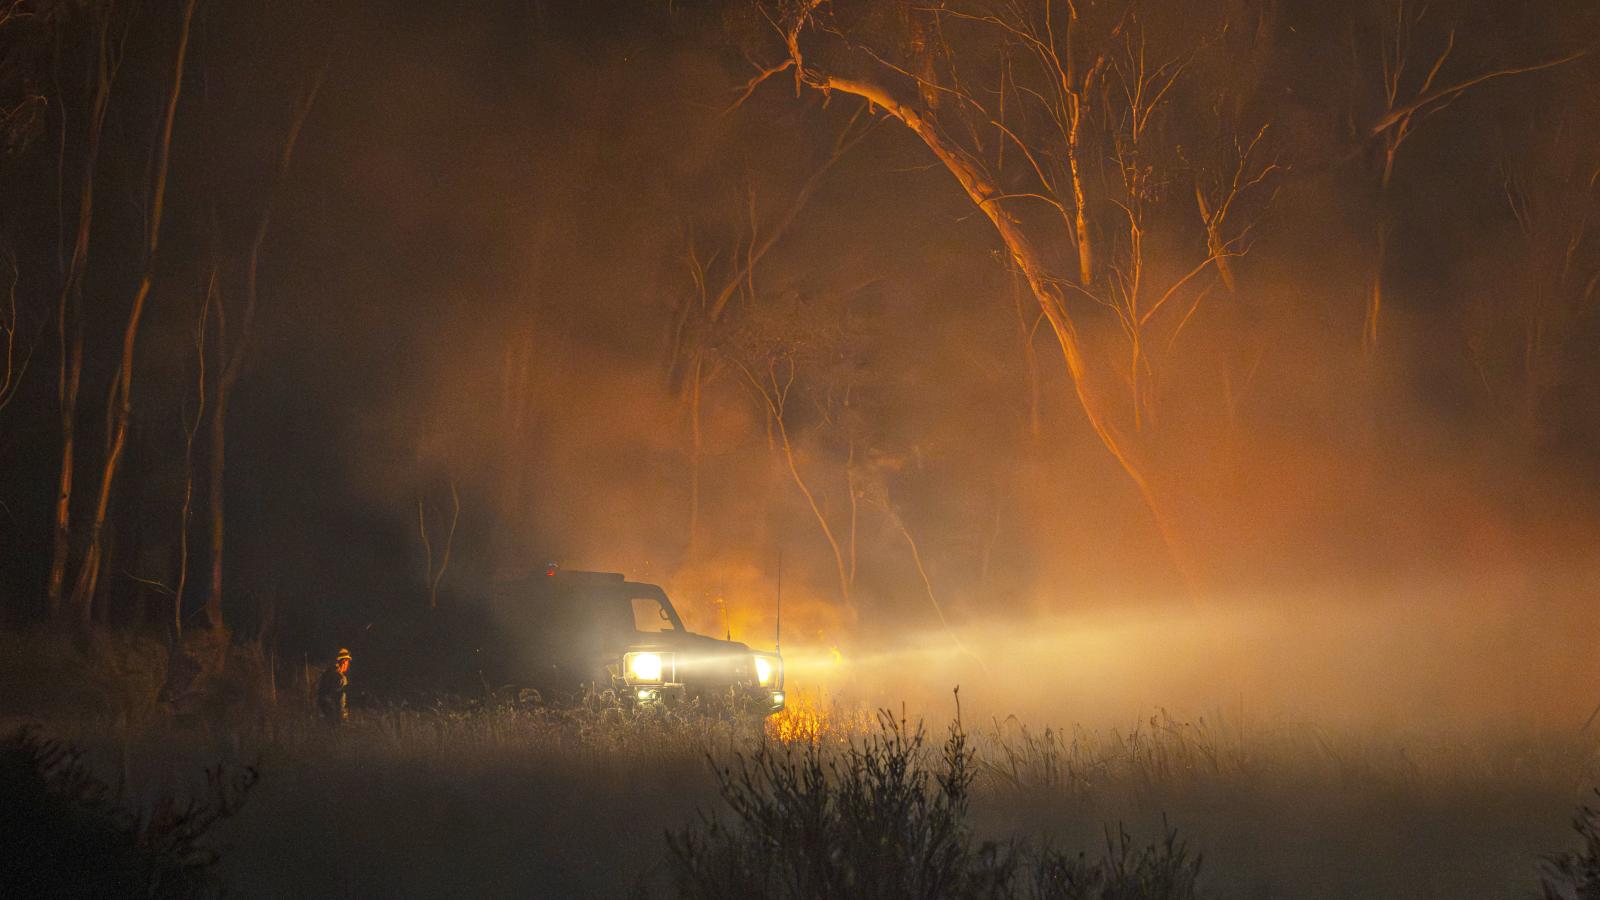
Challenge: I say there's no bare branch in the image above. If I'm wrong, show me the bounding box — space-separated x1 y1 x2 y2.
726 57 795 113
1138 250 1239 328
1370 48 1585 136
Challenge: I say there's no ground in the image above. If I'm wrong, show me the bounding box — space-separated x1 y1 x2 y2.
4 700 1584 898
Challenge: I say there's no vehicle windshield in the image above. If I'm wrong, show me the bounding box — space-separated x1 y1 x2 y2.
630 596 679 633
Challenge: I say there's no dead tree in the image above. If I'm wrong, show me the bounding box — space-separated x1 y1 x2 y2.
68 0 199 626
739 0 1282 584
665 109 873 554
204 65 323 631
1472 89 1600 442
731 344 859 605
494 328 537 562
172 267 215 638
1358 0 1582 351
725 290 873 607
0 250 31 417
1099 23 1280 430
675 236 716 555
45 4 118 619
0 5 47 426
417 476 460 610
1008 271 1044 439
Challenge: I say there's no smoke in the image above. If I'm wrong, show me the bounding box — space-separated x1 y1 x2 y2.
104 0 1600 728
774 563 1600 733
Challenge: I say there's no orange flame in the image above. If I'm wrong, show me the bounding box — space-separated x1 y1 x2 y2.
764 687 872 744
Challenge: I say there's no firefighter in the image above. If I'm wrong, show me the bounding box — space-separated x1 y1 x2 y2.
316 647 352 723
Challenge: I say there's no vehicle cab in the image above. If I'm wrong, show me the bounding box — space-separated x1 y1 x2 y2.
494 568 784 715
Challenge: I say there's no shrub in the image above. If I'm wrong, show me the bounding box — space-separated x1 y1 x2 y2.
667 706 1203 900
1542 789 1600 900
1027 823 1202 900
669 707 1010 899
0 726 256 899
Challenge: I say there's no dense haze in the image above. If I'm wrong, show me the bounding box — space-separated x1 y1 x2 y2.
2 0 1599 729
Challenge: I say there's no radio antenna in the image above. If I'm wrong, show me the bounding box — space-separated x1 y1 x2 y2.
774 550 783 654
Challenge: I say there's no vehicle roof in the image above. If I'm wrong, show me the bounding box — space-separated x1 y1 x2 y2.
489 570 667 606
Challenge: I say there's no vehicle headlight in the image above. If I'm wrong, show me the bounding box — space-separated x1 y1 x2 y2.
752 653 781 688
624 651 668 683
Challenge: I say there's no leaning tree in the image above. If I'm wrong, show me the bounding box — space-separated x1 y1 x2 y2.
734 0 1286 582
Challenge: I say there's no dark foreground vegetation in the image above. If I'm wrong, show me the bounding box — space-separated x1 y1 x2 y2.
4 636 1600 899
670 706 1202 899
1 726 255 899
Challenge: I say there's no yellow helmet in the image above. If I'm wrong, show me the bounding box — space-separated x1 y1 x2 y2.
335 648 352 662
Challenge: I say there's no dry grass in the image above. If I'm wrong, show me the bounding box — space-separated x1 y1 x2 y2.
6 680 1600 897
970 709 1600 899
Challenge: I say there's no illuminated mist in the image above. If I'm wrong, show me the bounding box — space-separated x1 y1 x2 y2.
3 0 1600 737
8 3 1600 898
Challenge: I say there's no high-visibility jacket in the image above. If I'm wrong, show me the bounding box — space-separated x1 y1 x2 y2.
315 667 347 722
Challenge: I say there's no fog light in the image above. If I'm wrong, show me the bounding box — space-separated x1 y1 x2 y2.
637 688 659 702
771 691 785 706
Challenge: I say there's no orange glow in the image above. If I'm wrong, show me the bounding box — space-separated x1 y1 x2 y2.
765 688 873 744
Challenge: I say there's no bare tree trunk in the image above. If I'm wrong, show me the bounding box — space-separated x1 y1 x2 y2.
798 72 1196 586
173 269 213 639
205 65 323 629
1359 0 1578 350
1366 145 1396 351
0 254 31 417
206 351 228 629
417 477 460 609
1522 311 1543 436
436 479 460 607
1068 102 1096 286
704 111 872 323
845 437 857 588
1364 12 1408 356
1364 220 1389 352
1039 295 1195 586
775 409 850 603
666 118 872 564
71 0 199 626
687 352 703 555
1197 186 1238 295
890 502 988 672
1010 274 1042 440
47 336 80 616
496 331 533 561
737 355 854 604
46 9 114 619
892 511 951 632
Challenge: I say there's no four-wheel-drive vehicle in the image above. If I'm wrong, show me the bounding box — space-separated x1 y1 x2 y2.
359 568 785 715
